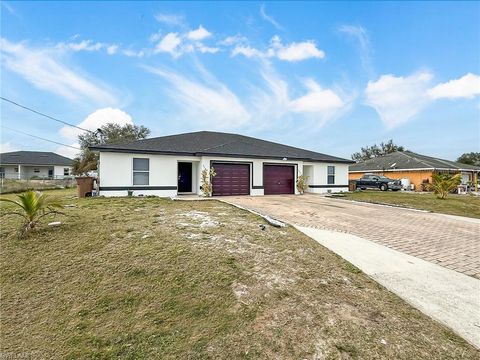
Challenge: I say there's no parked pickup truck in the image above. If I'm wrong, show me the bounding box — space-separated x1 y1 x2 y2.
355 173 402 191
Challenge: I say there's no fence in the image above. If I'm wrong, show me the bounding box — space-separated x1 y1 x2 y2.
0 177 77 194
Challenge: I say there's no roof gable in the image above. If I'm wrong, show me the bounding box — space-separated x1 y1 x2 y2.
0 151 73 166
349 151 480 172
90 131 353 163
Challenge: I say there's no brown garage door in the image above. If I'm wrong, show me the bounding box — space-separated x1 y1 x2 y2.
264 165 295 195
212 163 250 196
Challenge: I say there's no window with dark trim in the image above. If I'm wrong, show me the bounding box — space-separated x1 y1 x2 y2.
327 166 335 185
133 158 149 185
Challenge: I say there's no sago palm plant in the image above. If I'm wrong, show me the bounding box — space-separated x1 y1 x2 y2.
429 173 462 199
0 190 64 237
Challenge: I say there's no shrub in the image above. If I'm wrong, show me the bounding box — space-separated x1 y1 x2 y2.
200 166 217 197
296 175 309 194
0 190 64 238
428 173 461 199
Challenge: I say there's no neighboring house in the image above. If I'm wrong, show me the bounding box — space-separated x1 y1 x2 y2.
0 151 73 180
90 131 353 197
349 151 480 191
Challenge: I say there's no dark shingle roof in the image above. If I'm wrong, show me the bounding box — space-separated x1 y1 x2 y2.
90 131 353 163
0 151 73 166
349 151 480 172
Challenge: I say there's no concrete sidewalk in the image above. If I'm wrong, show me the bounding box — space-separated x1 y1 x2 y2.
297 226 480 349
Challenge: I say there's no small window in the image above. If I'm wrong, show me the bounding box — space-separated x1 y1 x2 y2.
327 166 335 185
64 168 70 176
14 167 18 173
133 158 149 185
34 168 40 173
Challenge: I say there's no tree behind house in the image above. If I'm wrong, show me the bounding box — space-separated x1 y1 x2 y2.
73 123 151 175
351 140 405 162
456 152 480 167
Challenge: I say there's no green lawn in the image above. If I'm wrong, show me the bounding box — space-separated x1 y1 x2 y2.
337 190 480 218
1 189 478 359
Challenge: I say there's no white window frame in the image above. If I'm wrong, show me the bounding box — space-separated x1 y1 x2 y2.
63 168 70 176
132 158 149 186
34 168 40 173
327 166 335 185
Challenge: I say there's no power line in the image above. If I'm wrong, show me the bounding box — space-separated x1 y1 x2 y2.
1 126 81 150
0 96 95 133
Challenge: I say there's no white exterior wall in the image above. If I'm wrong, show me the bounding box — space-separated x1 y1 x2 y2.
0 165 19 179
98 151 348 197
304 162 349 193
0 164 72 179
54 165 73 178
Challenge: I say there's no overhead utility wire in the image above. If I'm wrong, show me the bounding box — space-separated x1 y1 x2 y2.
1 126 81 150
0 96 95 133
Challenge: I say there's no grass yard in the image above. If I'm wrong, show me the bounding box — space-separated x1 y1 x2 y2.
338 190 480 219
1 189 478 359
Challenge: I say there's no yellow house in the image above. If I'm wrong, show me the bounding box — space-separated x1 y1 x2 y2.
349 151 479 191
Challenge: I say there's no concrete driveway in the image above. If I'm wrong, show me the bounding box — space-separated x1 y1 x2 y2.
220 194 480 348
221 194 480 278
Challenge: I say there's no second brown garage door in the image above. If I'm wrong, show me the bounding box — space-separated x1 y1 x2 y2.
263 165 295 195
212 163 250 196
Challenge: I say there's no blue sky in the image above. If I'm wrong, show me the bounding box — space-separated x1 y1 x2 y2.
1 1 479 160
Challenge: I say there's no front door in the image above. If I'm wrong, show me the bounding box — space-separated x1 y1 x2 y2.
48 169 54 178
178 162 192 192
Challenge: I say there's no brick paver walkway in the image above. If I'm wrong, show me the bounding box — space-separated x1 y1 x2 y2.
221 194 480 279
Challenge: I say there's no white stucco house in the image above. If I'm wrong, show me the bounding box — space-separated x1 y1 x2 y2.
0 151 73 179
90 131 353 197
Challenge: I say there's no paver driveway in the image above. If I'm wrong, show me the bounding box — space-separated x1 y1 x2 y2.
221 194 480 278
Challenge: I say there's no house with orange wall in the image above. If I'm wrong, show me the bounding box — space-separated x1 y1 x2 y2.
349 151 479 191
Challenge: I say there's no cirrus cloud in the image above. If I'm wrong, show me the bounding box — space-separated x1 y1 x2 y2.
0 38 117 105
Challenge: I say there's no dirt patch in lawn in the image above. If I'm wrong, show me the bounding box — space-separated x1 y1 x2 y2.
0 189 478 359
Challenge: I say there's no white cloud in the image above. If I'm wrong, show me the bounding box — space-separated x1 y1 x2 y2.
260 4 283 30
196 43 220 54
0 38 117 104
154 13 185 27
365 72 433 128
218 35 247 46
144 66 250 129
122 49 144 57
428 73 480 99
187 25 212 41
231 45 264 58
154 32 182 57
59 108 134 141
58 40 104 52
231 36 325 62
289 79 344 113
106 44 119 55
55 143 81 159
0 142 18 153
365 72 480 128
275 40 325 62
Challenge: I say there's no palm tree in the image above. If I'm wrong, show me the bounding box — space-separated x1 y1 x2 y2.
429 173 462 199
0 190 64 237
